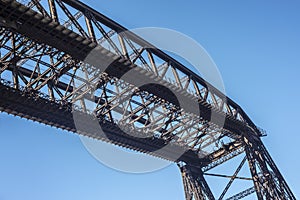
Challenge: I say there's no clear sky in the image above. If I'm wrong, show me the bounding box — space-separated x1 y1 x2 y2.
1 0 300 199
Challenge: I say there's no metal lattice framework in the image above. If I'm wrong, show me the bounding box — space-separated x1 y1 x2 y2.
0 0 295 199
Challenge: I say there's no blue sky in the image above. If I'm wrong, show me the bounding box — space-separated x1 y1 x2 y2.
1 0 300 199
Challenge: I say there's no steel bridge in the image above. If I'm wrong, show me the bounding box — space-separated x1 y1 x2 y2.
0 0 296 199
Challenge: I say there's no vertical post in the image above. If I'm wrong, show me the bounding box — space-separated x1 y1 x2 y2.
47 81 55 101
85 14 96 42
11 33 19 89
48 0 59 22
171 66 183 89
12 65 19 89
147 51 158 76
118 34 129 60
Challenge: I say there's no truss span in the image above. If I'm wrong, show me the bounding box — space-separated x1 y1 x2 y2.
0 0 295 199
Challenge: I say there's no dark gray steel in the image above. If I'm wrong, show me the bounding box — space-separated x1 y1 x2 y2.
0 0 296 199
